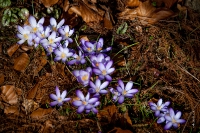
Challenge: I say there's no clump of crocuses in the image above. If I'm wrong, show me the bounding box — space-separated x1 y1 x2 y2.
149 98 186 130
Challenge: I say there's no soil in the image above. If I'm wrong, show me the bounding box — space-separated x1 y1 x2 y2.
0 0 200 133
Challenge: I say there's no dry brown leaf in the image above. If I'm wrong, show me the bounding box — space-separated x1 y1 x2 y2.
124 110 132 125
148 8 174 24
0 74 4 85
14 53 30 72
163 0 178 8
20 45 33 51
1 85 18 105
97 105 117 122
126 0 140 7
69 1 103 23
35 57 48 74
40 0 59 8
42 120 53 133
31 108 53 119
177 4 187 11
136 1 156 17
7 44 19 57
4 106 19 115
26 83 40 99
108 127 133 133
62 0 70 12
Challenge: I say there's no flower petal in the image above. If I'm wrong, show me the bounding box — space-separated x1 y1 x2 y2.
157 117 165 124
57 19 65 28
127 89 138 94
118 80 124 90
100 81 109 89
77 105 85 113
105 75 112 81
155 110 161 117
73 101 82 107
50 17 57 26
172 123 178 128
76 90 85 101
118 95 124 104
88 98 98 104
157 99 163 106
55 86 60 97
29 16 36 27
50 101 58 106
99 90 108 94
125 81 133 91
50 94 57 101
176 119 186 124
107 68 115 74
164 122 173 130
63 98 71 102
106 60 113 70
93 68 101 75
165 115 172 121
174 111 182 120
61 90 67 99
169 108 175 117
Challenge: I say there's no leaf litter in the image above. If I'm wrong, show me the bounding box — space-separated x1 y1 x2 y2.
0 0 200 132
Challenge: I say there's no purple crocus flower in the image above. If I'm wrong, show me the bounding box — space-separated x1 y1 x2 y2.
164 108 186 130
49 86 71 107
28 16 44 33
72 90 98 114
16 25 33 45
80 39 96 55
149 98 170 117
50 17 65 32
85 101 100 114
157 109 169 124
90 53 110 68
89 79 109 97
36 26 51 39
67 50 86 65
54 46 73 63
93 61 115 81
96 38 111 53
58 25 74 42
40 31 62 48
110 87 121 102
72 67 92 86
115 80 138 104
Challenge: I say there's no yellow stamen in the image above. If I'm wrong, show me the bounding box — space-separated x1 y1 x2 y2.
65 32 69 37
82 75 88 81
82 101 87 105
49 38 54 44
96 87 100 93
61 53 66 59
57 97 62 102
157 106 161 110
33 27 38 33
53 27 57 31
102 70 107 75
96 63 99 67
23 34 28 40
172 118 176 123
122 90 127 95
87 47 91 52
77 56 81 60
98 48 102 51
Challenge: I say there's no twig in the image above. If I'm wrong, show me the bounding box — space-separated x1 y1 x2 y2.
176 65 200 83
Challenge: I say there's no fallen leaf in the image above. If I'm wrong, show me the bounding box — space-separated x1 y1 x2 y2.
126 0 140 7
136 1 156 17
123 110 132 125
14 53 30 72
40 0 59 8
0 74 4 85
163 0 178 8
97 105 117 122
108 127 133 133
69 1 103 23
26 83 40 99
177 4 187 11
4 106 19 115
1 85 18 105
31 108 53 119
42 120 53 133
20 45 33 51
61 0 70 12
7 44 19 57
35 57 48 74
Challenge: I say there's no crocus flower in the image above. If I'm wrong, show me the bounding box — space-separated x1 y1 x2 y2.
90 53 110 68
17 25 33 45
85 101 100 114
96 38 111 53
164 108 186 130
49 86 71 107
67 50 86 65
115 80 138 104
72 90 98 114
93 60 115 81
50 17 65 32
36 26 51 39
149 98 170 117
72 67 92 86
110 87 121 102
58 25 74 42
89 79 109 97
40 31 62 48
80 39 96 55
28 16 44 33
157 109 169 124
54 46 73 62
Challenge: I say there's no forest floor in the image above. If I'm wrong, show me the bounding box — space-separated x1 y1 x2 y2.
0 0 200 133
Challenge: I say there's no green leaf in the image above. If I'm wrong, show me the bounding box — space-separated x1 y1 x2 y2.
11 13 18 19
11 7 20 13
0 0 11 8
2 15 10 26
10 17 18 23
117 22 128 34
3 8 11 17
54 9 59 19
